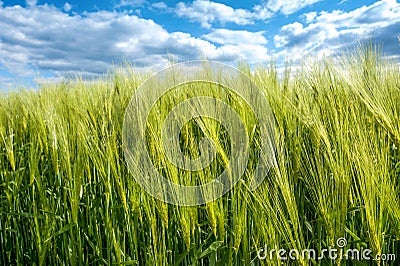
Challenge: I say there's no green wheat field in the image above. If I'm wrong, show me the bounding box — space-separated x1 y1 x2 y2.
1 45 400 265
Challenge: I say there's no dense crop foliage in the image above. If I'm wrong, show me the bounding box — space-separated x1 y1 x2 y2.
1 46 400 265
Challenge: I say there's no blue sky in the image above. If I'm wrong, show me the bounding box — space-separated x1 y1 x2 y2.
0 0 399 88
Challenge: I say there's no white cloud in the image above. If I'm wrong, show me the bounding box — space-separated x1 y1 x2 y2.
26 0 37 7
302 11 317 23
274 0 400 59
203 29 267 45
0 3 270 85
252 4 272 20
151 2 168 10
266 0 320 15
316 0 400 26
0 5 172 76
115 0 147 8
174 0 272 29
215 44 269 63
64 2 71 12
202 29 270 63
161 0 319 29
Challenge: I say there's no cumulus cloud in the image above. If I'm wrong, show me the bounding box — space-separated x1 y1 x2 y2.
63 2 71 12
274 0 400 59
26 0 37 7
115 0 147 8
151 2 169 10
202 29 269 62
0 3 270 86
172 0 272 29
0 5 169 75
266 0 320 15
160 0 322 28
302 11 317 23
203 29 267 45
